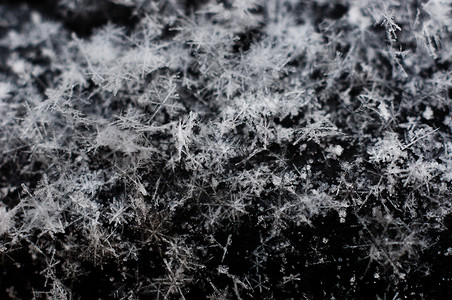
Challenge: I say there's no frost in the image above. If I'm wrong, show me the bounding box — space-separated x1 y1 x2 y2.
327 144 344 158
0 83 12 100
0 206 14 235
423 106 434 120
368 133 407 163
378 102 391 121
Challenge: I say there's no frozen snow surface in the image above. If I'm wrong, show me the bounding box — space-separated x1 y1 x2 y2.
0 0 451 299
